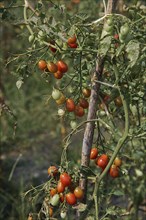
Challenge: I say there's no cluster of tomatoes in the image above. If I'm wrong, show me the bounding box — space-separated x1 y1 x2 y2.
38 59 68 79
90 147 122 178
47 166 84 218
67 35 78 48
51 87 91 119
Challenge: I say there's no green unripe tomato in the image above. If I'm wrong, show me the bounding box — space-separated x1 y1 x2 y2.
70 120 77 130
52 89 62 100
29 35 35 43
120 24 129 36
38 30 45 39
50 194 60 206
104 23 113 34
58 109 65 117
60 211 67 219
107 17 113 26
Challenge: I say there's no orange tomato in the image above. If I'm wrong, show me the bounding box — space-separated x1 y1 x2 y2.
38 60 47 70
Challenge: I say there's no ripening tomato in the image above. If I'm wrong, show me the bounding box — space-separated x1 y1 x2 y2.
68 42 78 48
114 96 123 107
56 94 66 105
66 99 75 112
79 98 89 109
48 166 58 177
49 207 53 217
59 193 65 203
90 148 98 160
98 102 107 111
57 60 68 73
66 192 77 205
38 60 47 70
74 105 84 117
50 188 57 196
27 214 33 220
60 172 71 187
82 88 91 98
47 62 58 73
67 35 77 44
57 181 65 193
54 70 63 79
74 187 84 199
109 165 119 178
96 154 109 169
114 157 122 167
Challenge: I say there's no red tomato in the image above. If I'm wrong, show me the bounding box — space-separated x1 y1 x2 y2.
103 95 110 103
90 148 98 160
109 165 119 178
82 88 91 98
79 98 89 109
54 70 63 79
114 157 122 167
60 172 71 187
48 166 58 177
68 42 78 48
96 154 109 169
50 188 57 197
67 35 77 44
47 62 58 73
38 60 47 70
114 34 119 40
57 60 68 73
74 105 85 117
74 187 84 199
66 99 75 112
66 192 77 205
57 181 65 193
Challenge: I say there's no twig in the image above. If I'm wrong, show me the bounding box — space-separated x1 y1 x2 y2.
8 154 22 181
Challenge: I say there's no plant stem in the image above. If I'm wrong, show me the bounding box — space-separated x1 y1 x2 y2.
93 62 129 219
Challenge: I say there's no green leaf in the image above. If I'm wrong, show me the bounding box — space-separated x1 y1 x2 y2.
99 36 112 56
126 40 140 67
112 189 124 196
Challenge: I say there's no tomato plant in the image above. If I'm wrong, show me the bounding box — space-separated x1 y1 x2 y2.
3 0 146 219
